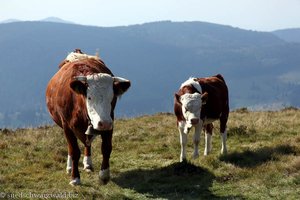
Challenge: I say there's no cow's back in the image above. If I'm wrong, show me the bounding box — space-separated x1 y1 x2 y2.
198 75 229 119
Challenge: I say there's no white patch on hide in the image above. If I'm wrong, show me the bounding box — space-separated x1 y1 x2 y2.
221 130 227 154
204 133 212 155
180 77 202 93
66 155 72 174
83 156 93 171
179 128 188 162
86 73 114 130
66 52 98 62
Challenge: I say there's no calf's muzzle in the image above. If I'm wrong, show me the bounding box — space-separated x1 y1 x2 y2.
190 118 200 125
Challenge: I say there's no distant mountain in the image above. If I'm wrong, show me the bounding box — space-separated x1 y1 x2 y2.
0 19 21 23
40 17 75 24
1 17 74 24
0 20 300 127
272 28 300 43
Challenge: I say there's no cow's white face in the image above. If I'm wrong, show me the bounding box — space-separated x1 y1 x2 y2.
180 93 202 133
71 73 130 131
86 74 114 131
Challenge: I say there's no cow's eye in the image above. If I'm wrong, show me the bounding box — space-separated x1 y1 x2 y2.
88 97 92 100
184 107 189 112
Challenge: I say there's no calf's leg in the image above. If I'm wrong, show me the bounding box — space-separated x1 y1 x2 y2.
178 122 188 162
204 123 213 155
220 112 228 155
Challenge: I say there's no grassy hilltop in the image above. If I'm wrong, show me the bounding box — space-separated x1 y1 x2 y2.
1 109 300 199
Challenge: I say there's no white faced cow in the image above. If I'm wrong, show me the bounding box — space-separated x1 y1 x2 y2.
174 74 229 162
46 50 130 185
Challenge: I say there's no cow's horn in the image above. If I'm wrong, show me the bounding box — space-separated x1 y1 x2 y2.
73 76 87 82
113 77 129 82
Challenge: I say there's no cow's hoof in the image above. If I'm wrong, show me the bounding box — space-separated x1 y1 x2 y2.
84 166 94 173
193 152 199 159
99 169 110 185
221 148 227 155
66 167 72 174
69 178 80 186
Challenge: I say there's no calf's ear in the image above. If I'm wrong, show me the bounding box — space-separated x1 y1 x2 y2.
201 92 208 105
70 76 87 96
113 77 131 96
174 93 182 105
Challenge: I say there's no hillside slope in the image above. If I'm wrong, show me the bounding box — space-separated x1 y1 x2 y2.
1 111 300 199
1 21 300 127
273 28 300 43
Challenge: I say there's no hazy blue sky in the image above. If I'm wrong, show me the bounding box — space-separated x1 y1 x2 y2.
1 0 300 31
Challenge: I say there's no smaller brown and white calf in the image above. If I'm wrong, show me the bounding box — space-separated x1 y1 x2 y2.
174 74 229 162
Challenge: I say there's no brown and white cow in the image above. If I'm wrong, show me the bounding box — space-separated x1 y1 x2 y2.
46 50 130 185
174 74 229 162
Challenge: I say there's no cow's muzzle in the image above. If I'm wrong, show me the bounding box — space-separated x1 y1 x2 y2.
97 121 113 131
85 121 113 135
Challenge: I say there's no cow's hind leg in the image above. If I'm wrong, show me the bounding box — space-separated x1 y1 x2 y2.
64 127 81 186
204 123 213 155
220 111 228 155
99 131 112 184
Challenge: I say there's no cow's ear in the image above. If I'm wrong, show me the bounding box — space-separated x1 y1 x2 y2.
113 77 131 96
201 92 208 105
174 93 182 105
70 77 87 96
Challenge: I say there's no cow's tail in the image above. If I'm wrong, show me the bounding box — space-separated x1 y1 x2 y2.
215 74 226 83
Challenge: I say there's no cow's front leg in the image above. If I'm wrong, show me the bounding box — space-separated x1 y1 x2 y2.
83 145 93 172
178 122 188 162
193 123 201 159
99 131 112 184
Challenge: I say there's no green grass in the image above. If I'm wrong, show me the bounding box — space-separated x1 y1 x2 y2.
1 110 300 199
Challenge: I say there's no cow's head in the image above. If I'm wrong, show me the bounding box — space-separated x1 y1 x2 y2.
175 92 208 133
175 78 208 133
70 73 130 131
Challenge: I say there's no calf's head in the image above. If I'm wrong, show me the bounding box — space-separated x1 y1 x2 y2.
175 92 208 133
70 73 130 131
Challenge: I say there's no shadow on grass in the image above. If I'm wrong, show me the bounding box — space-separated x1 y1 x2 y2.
220 144 297 168
113 161 243 199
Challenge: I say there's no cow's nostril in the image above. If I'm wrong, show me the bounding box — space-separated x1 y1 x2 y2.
191 118 199 125
98 121 113 130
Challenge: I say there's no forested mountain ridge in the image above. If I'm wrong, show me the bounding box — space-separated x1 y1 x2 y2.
0 20 299 127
